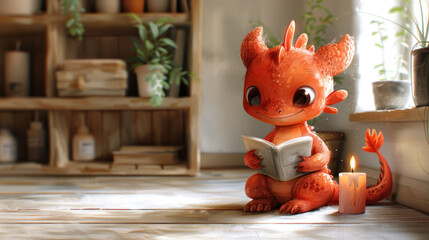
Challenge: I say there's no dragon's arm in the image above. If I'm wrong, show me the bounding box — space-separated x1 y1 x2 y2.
244 131 277 169
296 132 330 172
244 150 263 169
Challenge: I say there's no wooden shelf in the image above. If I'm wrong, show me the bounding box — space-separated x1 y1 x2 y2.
0 15 48 34
0 97 191 111
0 12 190 35
349 107 426 122
81 13 190 27
0 162 193 176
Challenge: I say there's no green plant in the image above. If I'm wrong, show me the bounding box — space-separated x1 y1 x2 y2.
61 0 85 41
127 13 191 106
365 0 428 48
302 0 334 48
370 18 409 81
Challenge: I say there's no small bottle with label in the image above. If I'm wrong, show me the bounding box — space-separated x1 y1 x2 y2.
0 129 17 163
72 124 95 161
27 114 46 163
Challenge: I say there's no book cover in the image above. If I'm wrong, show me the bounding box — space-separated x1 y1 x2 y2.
242 135 313 181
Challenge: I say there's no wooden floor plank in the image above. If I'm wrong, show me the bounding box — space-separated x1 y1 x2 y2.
0 169 428 239
0 223 428 240
0 205 428 224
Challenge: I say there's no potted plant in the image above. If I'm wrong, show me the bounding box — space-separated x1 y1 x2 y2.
368 0 428 107
127 13 190 106
370 18 410 110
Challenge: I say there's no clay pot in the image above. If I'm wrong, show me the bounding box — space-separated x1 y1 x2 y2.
372 80 411 110
123 0 144 13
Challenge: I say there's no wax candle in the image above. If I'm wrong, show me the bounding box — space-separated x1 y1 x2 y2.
339 156 367 214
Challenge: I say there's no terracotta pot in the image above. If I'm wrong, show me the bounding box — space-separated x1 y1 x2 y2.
412 47 429 107
123 0 144 13
372 80 410 110
146 0 170 12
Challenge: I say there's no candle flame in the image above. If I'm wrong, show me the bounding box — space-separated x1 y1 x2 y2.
350 156 356 172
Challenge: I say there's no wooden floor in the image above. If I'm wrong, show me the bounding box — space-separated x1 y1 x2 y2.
0 169 428 239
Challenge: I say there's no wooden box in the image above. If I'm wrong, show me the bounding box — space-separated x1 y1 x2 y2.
56 59 127 97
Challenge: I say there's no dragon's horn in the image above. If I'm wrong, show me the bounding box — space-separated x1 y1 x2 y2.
240 27 268 68
314 34 355 76
294 33 308 49
282 20 295 51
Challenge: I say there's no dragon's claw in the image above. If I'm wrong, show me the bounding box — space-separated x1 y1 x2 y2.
244 199 276 212
279 199 312 214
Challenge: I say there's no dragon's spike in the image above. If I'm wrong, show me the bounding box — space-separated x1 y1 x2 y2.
307 45 315 52
274 46 286 64
314 34 355 76
240 27 268 68
282 20 295 51
294 33 308 49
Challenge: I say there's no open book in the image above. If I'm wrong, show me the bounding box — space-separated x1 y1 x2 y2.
242 135 313 181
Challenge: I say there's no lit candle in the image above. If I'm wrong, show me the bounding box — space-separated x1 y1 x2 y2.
339 156 367 214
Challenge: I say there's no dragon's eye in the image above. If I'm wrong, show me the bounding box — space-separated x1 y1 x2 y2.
246 86 261 106
293 87 315 107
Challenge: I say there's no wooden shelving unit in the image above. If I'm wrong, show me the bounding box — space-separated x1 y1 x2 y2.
0 0 201 175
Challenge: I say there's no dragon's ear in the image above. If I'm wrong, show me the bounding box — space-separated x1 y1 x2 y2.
314 34 355 76
323 90 348 114
240 27 268 68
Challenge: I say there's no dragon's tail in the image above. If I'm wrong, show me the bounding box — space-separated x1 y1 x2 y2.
362 129 392 204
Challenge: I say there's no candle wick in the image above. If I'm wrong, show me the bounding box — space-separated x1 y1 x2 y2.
352 168 354 173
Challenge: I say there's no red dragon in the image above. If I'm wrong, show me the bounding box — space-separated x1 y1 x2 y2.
240 21 392 214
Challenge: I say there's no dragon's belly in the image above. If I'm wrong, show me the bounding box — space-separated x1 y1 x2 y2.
267 177 300 204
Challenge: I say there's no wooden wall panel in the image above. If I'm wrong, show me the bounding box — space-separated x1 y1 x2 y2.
83 37 101 59
168 110 184 145
0 111 14 130
101 111 121 160
13 111 32 161
120 111 136 146
99 37 118 58
87 111 103 160
135 111 153 145
152 111 169 145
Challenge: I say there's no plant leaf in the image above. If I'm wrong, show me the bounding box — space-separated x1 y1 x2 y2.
148 22 159 39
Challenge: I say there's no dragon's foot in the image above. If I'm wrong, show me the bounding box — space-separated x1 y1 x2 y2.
279 199 314 214
243 198 277 212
